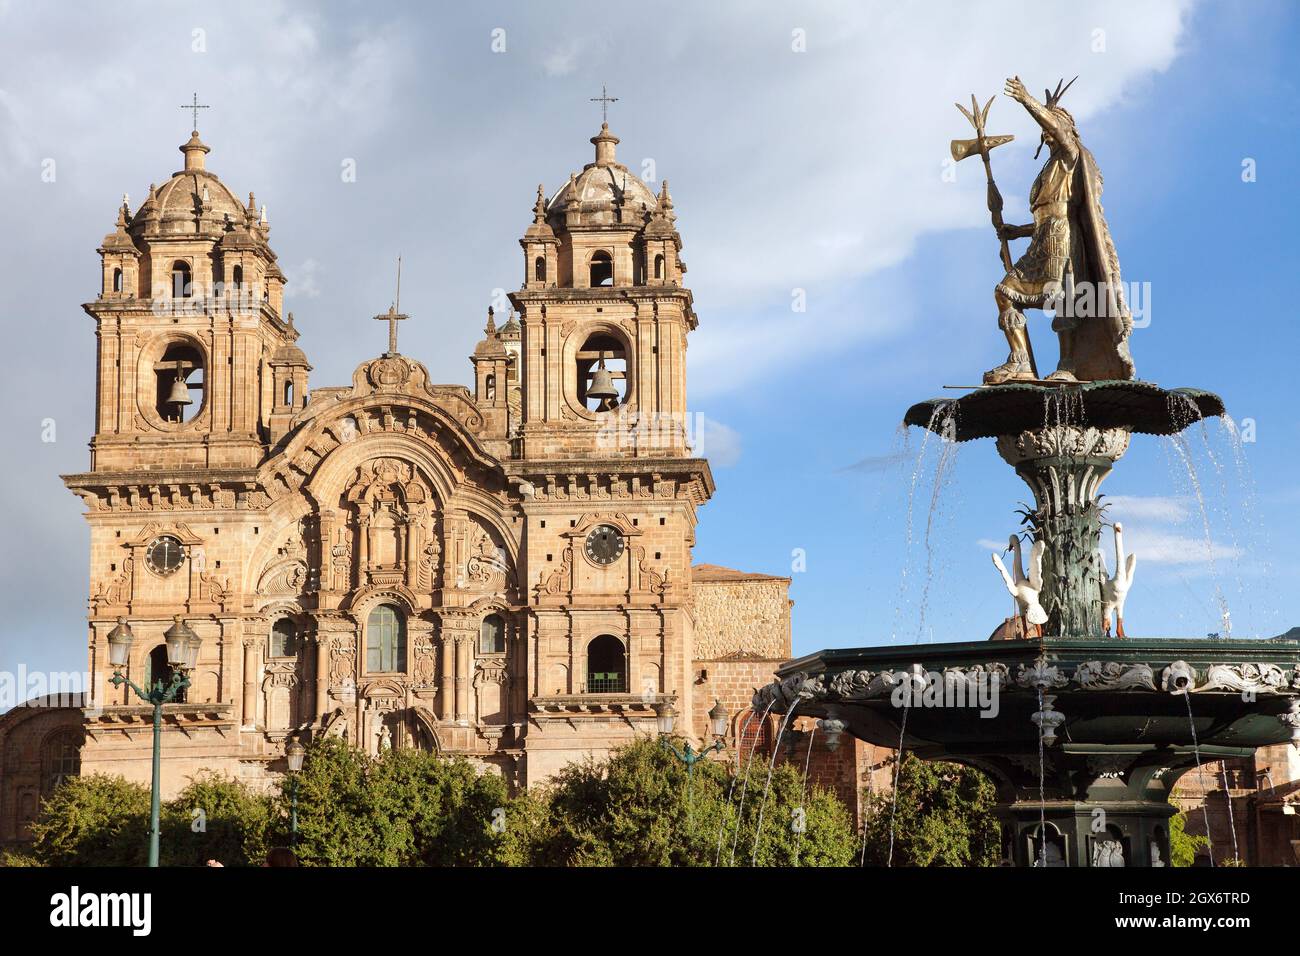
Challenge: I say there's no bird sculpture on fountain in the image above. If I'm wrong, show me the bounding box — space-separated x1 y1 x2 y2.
992 533 1049 636
1100 522 1137 638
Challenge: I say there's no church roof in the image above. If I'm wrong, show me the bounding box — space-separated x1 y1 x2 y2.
545 124 659 226
693 564 790 583
129 131 266 241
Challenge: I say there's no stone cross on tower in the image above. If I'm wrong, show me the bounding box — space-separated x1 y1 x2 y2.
589 83 618 124
179 92 209 131
373 256 407 356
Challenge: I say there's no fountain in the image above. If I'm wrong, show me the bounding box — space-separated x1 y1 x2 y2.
754 77 1300 867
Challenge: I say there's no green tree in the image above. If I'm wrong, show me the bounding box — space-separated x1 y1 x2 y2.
161 772 273 867
529 736 856 866
286 738 513 866
859 754 999 867
1168 795 1209 867
28 774 151 866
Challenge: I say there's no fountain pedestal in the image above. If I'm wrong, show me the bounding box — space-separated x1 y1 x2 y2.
995 425 1130 638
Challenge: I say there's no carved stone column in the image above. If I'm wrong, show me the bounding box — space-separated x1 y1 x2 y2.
996 425 1130 638
314 634 329 721
440 636 455 720
241 637 259 728
454 635 469 724
405 512 421 589
357 513 370 572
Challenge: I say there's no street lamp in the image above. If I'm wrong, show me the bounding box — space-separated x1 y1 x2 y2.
285 740 306 846
107 615 197 867
658 699 728 776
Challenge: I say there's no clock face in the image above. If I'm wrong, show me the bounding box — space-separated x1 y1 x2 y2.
145 535 186 576
584 525 626 566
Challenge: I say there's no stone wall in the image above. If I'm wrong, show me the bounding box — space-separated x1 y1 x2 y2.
691 565 791 661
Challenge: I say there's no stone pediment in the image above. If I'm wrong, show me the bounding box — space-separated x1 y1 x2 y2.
706 649 783 663
350 355 431 396
256 556 309 600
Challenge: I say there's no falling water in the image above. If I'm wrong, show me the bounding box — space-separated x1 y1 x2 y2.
885 686 912 867
1205 414 1274 636
894 410 941 642
914 431 960 642
1166 431 1232 636
1217 760 1241 864
1181 692 1216 867
715 708 759 867
792 723 817 867
750 705 800 866
895 404 967 643
728 699 776 866
859 752 874 867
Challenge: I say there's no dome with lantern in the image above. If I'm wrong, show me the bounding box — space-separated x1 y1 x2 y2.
545 124 660 227
128 131 268 242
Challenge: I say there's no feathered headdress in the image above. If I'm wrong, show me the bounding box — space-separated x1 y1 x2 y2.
1034 76 1079 158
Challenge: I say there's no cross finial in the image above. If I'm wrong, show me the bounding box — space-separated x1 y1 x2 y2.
180 92 210 132
590 83 618 125
373 256 407 356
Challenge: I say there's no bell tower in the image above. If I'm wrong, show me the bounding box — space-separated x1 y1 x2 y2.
512 121 695 460
83 127 306 471
508 113 715 782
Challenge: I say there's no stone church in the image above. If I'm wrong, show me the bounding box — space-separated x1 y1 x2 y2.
0 120 798 841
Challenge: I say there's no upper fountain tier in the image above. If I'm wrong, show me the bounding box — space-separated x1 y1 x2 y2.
904 380 1225 443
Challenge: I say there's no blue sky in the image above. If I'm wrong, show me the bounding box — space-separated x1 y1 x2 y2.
0 0 1296 682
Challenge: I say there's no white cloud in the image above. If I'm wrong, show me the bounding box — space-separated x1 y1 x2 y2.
1110 527 1241 566
692 415 742 467
542 40 584 77
1103 494 1190 523
285 258 324 300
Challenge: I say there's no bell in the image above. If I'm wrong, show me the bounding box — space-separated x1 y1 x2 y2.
587 361 618 405
167 373 192 407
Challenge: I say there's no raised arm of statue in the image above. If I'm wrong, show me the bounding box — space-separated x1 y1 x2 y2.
1005 76 1076 157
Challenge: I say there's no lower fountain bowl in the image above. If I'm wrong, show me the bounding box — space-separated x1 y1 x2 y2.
758 636 1300 866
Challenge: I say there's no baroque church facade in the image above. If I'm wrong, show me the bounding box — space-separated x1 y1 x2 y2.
0 120 799 838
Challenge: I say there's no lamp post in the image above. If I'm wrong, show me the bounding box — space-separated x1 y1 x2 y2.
285 740 305 847
656 699 729 780
107 616 199 868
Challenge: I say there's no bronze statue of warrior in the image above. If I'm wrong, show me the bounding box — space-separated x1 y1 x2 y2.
983 76 1136 385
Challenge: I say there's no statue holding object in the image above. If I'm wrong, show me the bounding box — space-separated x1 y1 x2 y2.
962 76 1136 385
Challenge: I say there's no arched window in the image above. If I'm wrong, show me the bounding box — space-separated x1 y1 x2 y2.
576 332 627 412
112 267 123 292
736 707 774 757
41 729 82 795
586 634 626 693
366 604 406 672
283 380 294 406
154 341 205 424
270 618 298 657
485 373 496 402
654 254 664 279
534 256 546 282
171 260 192 298
146 644 186 703
232 264 243 289
589 250 613 287
480 614 505 655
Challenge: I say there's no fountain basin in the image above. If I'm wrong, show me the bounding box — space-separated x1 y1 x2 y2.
757 636 1300 866
904 380 1225 442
